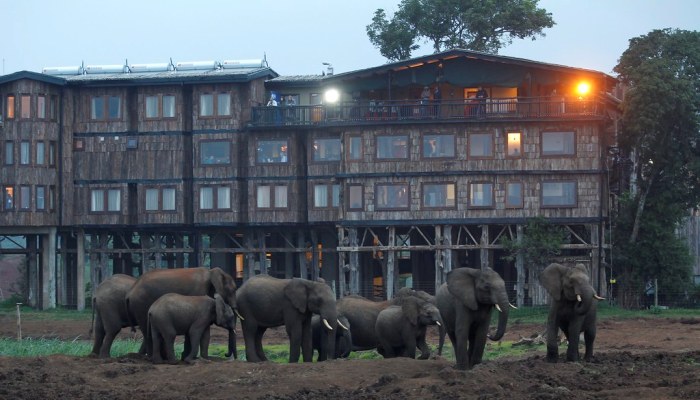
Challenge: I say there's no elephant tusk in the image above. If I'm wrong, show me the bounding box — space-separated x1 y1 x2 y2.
576 294 582 302
337 320 349 331
509 303 518 310
323 318 334 331
436 321 442 327
235 309 245 321
594 294 606 301
495 304 502 313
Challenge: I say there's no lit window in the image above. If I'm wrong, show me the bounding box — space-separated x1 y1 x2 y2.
377 135 408 159
3 186 13 210
469 133 493 158
376 183 410 210
20 95 31 119
6 95 15 119
423 134 455 158
542 131 575 156
469 182 494 207
505 182 523 208
507 132 521 157
347 185 363 210
257 140 288 163
313 138 341 162
541 181 577 207
423 183 456 208
201 140 231 165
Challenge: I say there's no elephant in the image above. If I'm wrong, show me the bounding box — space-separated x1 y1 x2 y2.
412 289 447 357
539 262 605 362
89 274 137 358
125 267 240 357
436 267 514 370
148 293 237 364
311 314 352 360
375 295 443 359
235 275 344 363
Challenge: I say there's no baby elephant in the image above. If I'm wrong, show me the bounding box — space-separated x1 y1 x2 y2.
148 293 236 364
375 296 443 359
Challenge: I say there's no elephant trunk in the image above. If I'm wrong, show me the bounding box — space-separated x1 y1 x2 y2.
488 298 510 341
574 285 594 316
225 328 237 359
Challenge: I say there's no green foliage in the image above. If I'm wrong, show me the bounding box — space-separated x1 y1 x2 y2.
366 0 555 61
500 216 565 271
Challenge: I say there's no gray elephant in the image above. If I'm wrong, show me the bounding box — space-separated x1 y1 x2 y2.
311 314 352 360
125 267 241 357
412 289 447 357
89 274 137 358
375 295 443 358
236 275 343 363
436 267 514 370
539 262 604 362
148 293 237 364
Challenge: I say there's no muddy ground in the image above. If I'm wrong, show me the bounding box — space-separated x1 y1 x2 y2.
0 314 699 399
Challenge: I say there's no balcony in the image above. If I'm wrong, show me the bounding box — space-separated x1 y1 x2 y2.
248 96 604 128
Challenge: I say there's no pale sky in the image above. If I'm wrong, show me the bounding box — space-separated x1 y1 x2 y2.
3 0 699 77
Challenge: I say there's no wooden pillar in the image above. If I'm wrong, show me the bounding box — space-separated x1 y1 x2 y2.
77 230 86 311
480 225 490 270
337 227 347 297
386 227 396 299
349 228 359 295
311 230 320 281
443 225 452 280
56 233 66 307
257 231 268 275
516 224 526 307
434 225 443 290
297 230 307 279
154 233 163 270
590 224 602 294
41 228 57 309
244 233 255 280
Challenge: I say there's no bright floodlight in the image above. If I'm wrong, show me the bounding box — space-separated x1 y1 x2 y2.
576 82 591 96
324 88 340 103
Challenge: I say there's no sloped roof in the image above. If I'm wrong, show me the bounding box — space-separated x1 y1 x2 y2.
64 67 279 87
0 70 67 86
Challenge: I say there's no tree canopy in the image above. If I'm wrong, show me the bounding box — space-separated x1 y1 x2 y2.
366 0 555 61
612 28 700 307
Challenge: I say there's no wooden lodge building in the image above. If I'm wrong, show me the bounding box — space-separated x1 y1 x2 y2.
0 50 620 310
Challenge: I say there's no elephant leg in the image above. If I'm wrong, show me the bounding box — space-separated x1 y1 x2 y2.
301 319 313 363
416 334 430 360
583 324 596 361
566 320 584 362
403 335 417 359
91 318 105 357
255 327 268 361
199 327 211 359
546 311 561 363
437 325 446 356
99 328 120 358
164 333 178 364
453 324 470 370
470 322 490 367
242 322 262 362
151 328 164 364
184 330 202 364
182 335 191 361
286 323 302 363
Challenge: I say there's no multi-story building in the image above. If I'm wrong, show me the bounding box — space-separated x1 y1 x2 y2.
0 50 619 309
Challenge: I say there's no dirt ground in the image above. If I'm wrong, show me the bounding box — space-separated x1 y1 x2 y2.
1 314 699 400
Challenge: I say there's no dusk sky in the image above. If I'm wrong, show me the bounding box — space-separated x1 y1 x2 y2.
3 0 699 77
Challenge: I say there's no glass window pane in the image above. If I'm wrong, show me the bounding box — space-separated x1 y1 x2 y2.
20 186 30 209
91 190 104 212
376 184 409 209
469 133 493 157
542 131 575 155
217 186 230 209
37 96 46 119
423 134 455 158
542 182 576 206
91 97 104 120
49 142 56 166
314 184 328 207
163 95 176 118
332 185 340 207
50 96 57 120
36 142 45 165
20 141 30 165
36 187 45 210
163 188 176 210
200 187 213 209
5 142 13 165
107 189 120 211
507 132 521 157
470 183 493 207
506 182 523 207
6 95 14 119
49 186 55 210
377 136 408 159
257 186 270 208
217 93 231 116
145 96 159 118
21 95 31 118
108 96 121 119
423 183 456 208
348 185 363 209
201 141 231 164
145 188 159 210
4 187 13 210
275 186 288 208
313 138 341 161
257 140 288 163
200 94 213 116
348 136 362 160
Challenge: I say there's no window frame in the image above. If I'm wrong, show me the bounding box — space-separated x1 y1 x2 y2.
541 130 576 157
199 92 231 118
3 186 14 211
506 132 522 158
347 184 364 210
19 185 31 211
347 135 362 162
20 141 30 165
4 141 14 165
256 184 289 209
312 137 341 163
421 182 457 209
375 183 410 210
5 95 15 120
90 95 122 121
145 186 177 212
541 180 578 208
256 139 289 164
469 181 495 208
505 181 524 209
36 141 45 165
422 133 455 159
468 132 494 159
199 185 231 211
20 94 31 119
145 94 177 120
200 140 232 166
37 95 46 120
36 185 46 211
90 188 121 213
376 135 409 160
312 183 341 209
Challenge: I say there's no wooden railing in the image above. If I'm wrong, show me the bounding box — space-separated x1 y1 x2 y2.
249 96 603 127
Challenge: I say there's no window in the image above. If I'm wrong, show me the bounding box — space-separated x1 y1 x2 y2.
313 184 340 208
423 183 456 208
201 140 231 165
49 142 56 166
145 96 159 118
256 184 288 209
542 131 575 156
377 135 408 159
49 186 56 211
506 132 522 157
163 188 176 210
376 183 409 210
469 133 493 158
20 95 31 119
90 189 121 212
49 96 58 121
422 134 455 158
36 186 46 210
3 186 13 210
19 186 30 210
505 182 523 208
126 137 138 149
5 95 14 119
541 181 577 207
469 182 494 207
163 95 175 118
20 141 30 165
312 138 341 162
36 142 45 165
347 185 363 210
74 139 84 151
145 94 176 119
145 188 159 211
5 141 13 165
37 96 46 119
91 95 121 120
146 187 175 211
347 135 362 161
257 140 288 163
200 186 230 210
199 93 231 117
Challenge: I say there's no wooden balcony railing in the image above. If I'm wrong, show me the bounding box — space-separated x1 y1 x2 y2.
249 96 604 127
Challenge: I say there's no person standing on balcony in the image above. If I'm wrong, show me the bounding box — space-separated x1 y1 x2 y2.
285 95 296 122
476 86 488 117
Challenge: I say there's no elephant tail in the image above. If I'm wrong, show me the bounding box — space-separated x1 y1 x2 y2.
125 297 136 333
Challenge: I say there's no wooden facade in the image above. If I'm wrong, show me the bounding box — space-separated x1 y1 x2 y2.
0 50 621 309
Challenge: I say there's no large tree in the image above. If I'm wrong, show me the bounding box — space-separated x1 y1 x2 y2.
612 28 700 308
366 0 554 61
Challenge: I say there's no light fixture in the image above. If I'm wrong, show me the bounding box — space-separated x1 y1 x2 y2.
324 88 340 103
576 82 591 96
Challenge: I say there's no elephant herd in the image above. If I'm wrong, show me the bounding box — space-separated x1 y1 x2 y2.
89 263 603 370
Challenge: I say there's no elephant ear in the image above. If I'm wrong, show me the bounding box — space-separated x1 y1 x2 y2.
539 263 564 301
402 297 421 326
210 268 226 298
284 279 308 314
446 268 479 311
214 294 226 326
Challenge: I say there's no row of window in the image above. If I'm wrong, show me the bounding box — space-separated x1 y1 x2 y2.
88 93 233 121
3 94 58 121
200 131 576 167
3 140 57 166
2 185 55 212
87 180 577 214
